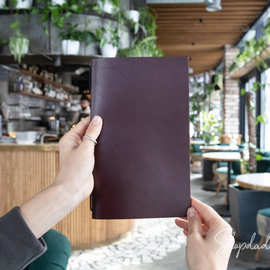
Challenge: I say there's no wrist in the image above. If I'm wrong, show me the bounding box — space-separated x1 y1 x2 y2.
53 174 91 206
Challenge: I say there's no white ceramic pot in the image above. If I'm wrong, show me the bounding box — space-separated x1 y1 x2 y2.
15 0 33 9
0 0 6 8
51 0 65 5
84 43 98 56
101 43 117 57
125 10 140 23
99 0 113 14
62 40 80 55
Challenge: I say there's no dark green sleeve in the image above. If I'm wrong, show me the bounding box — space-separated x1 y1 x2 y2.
0 207 47 270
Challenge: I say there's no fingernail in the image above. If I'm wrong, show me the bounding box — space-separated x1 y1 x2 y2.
187 207 196 219
92 115 102 126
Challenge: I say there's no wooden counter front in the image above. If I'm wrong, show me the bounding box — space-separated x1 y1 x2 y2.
0 144 134 249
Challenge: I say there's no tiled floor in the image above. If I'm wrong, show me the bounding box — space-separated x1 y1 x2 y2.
68 174 270 270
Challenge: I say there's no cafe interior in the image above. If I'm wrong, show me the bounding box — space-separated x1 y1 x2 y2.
1 0 270 270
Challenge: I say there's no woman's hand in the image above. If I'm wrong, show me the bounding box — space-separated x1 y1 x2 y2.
21 116 102 238
55 115 103 201
175 197 235 270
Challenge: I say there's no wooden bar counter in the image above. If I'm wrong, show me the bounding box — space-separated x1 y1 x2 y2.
0 144 134 249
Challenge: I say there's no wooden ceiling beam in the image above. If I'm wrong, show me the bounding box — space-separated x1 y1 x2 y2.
149 0 267 73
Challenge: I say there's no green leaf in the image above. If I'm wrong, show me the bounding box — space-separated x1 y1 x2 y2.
240 88 246 95
256 115 265 124
256 154 263 161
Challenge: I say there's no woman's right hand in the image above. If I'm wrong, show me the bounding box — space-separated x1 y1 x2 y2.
175 197 235 270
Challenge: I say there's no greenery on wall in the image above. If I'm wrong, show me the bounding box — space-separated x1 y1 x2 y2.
118 7 163 57
229 19 270 73
1 0 163 62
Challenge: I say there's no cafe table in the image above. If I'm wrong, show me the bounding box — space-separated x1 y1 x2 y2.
236 173 270 191
202 151 241 217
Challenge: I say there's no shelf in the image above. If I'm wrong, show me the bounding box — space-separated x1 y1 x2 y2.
0 54 101 70
230 47 270 79
20 69 78 93
0 9 119 22
10 91 64 103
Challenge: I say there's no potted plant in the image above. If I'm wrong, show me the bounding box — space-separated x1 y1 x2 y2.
96 22 120 57
59 23 81 55
118 36 163 57
95 0 120 14
51 0 66 5
11 0 33 9
80 31 98 55
9 20 29 63
124 10 140 23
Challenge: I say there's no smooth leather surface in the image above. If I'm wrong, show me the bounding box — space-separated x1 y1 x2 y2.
91 57 191 219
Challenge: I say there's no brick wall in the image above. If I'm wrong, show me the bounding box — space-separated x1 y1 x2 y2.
223 45 240 137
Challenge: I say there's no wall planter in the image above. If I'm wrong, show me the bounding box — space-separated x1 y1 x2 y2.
62 40 80 55
15 0 33 9
0 0 5 8
230 47 270 79
124 10 140 23
229 184 270 243
101 43 117 57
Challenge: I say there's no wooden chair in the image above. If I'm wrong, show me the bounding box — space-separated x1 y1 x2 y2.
220 134 231 145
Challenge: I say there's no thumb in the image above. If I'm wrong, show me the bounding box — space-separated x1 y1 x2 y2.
187 207 203 237
81 115 103 150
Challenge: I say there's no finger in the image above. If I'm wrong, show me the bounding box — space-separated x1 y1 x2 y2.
59 117 91 161
191 197 225 228
184 229 188 236
175 218 188 231
187 207 203 237
81 115 103 149
68 117 91 139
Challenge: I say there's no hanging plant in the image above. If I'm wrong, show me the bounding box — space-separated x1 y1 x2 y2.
9 20 29 63
229 18 270 73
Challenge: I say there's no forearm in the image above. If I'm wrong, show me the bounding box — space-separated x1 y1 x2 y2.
20 179 86 239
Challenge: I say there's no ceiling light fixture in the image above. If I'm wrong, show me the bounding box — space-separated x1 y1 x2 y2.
205 0 222 12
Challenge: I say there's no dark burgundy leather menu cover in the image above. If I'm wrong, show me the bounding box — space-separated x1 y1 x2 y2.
91 57 190 219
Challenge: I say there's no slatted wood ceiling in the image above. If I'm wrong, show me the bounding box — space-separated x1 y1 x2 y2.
148 0 268 74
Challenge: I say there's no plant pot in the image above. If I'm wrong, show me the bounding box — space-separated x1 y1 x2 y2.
101 44 117 57
9 37 29 63
84 43 98 56
124 10 140 23
229 184 270 243
99 0 113 14
51 0 65 5
0 0 5 8
62 40 80 55
15 0 33 9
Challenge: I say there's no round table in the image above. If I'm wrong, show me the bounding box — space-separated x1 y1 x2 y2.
236 173 270 191
202 152 242 217
200 145 239 152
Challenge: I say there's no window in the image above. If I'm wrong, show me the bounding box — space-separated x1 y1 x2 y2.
261 69 270 151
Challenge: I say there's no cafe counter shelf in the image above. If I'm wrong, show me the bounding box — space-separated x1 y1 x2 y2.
0 143 134 249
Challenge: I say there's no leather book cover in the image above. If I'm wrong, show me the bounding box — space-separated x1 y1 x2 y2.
91 57 191 219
